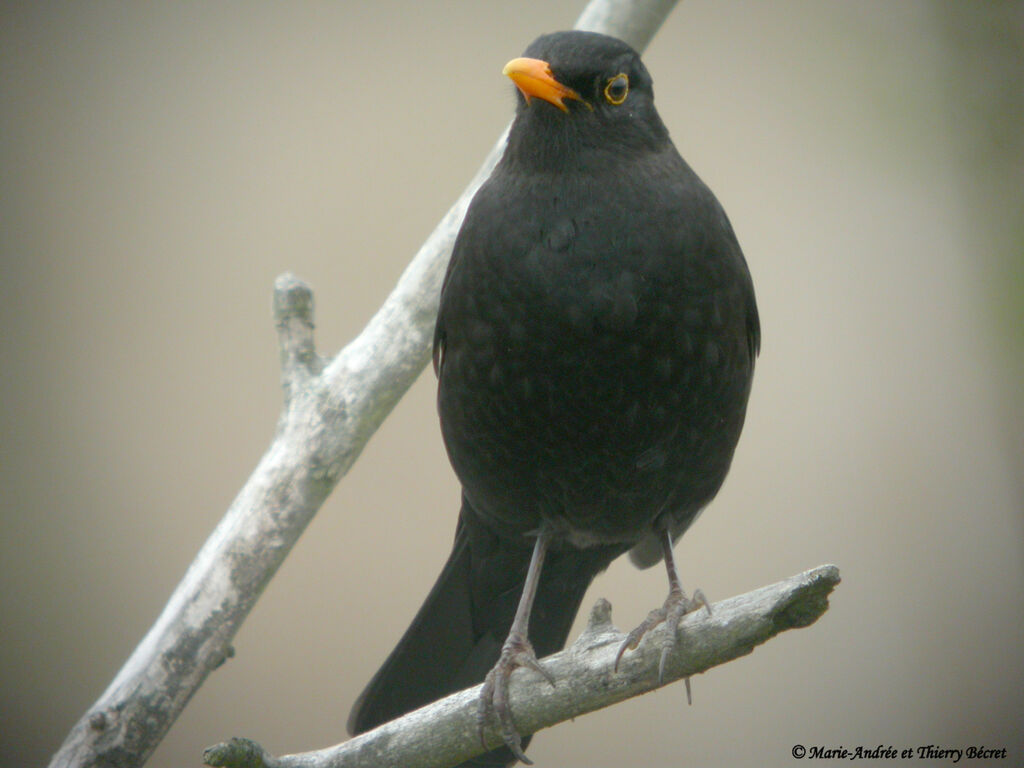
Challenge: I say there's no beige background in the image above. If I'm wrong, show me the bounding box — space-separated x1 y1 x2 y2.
2 2 1022 766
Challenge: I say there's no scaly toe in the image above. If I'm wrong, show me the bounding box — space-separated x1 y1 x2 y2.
615 606 667 672
618 585 711 683
477 633 550 764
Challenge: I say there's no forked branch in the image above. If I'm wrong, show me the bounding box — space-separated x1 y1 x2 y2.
46 3 684 767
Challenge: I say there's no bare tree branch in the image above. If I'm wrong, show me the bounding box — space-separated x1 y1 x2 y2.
203 565 841 768
46 2 682 767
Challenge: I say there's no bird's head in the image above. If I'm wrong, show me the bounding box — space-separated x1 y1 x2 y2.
501 31 670 167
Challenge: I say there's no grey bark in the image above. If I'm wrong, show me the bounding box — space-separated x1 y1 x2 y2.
203 565 841 768
46 2 683 767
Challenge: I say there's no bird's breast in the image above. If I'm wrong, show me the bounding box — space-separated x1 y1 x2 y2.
434 168 755 541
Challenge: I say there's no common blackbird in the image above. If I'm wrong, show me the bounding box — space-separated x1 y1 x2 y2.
348 30 759 766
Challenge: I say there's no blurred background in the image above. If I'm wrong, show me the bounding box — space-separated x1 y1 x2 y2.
2 1 1021 766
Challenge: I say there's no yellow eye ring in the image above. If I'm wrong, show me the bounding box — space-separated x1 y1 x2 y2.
603 73 629 105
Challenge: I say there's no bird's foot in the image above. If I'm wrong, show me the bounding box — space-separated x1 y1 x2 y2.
614 586 711 697
478 631 555 765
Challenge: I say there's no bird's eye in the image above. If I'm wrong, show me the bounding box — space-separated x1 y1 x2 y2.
603 74 629 105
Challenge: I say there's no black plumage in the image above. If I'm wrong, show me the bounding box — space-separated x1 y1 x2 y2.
349 30 759 766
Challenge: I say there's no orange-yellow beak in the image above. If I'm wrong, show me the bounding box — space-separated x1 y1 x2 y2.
502 57 584 113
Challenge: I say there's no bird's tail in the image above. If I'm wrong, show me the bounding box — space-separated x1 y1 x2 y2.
348 497 620 766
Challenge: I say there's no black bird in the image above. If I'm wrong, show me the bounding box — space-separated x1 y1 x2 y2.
348 30 759 766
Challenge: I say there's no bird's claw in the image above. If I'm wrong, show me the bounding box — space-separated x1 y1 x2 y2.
614 585 710 694
478 632 554 764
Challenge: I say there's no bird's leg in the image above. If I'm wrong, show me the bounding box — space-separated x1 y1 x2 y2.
478 528 554 765
614 529 711 698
